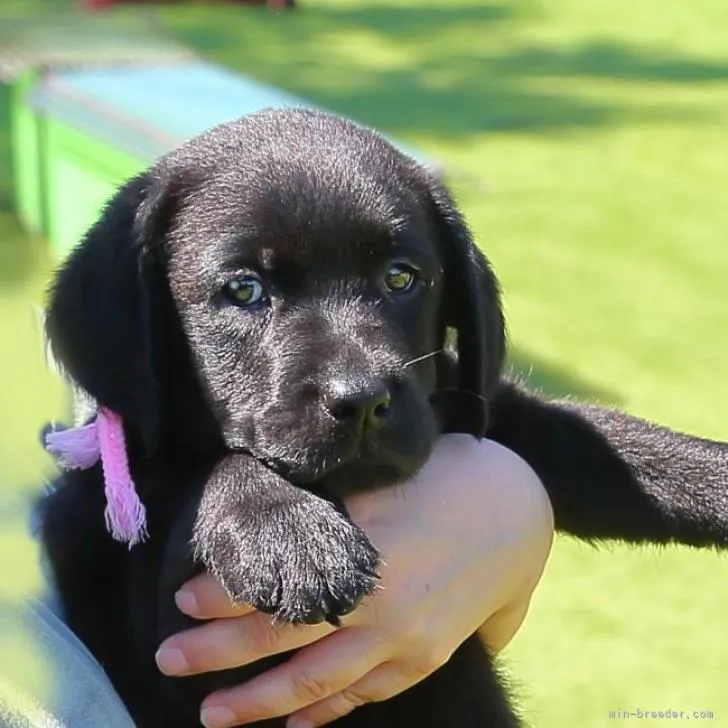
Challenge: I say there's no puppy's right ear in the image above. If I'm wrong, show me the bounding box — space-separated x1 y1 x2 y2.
45 173 175 453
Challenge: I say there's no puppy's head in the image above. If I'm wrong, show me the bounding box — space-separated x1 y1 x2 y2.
46 109 505 494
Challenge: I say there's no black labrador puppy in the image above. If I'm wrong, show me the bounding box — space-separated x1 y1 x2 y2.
38 108 728 728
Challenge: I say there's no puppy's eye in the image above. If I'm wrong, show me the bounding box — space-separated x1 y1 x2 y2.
384 263 418 293
222 274 267 307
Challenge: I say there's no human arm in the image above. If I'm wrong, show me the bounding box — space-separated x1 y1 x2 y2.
156 437 554 728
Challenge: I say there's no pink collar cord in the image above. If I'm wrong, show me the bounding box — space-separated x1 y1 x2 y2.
44 407 148 547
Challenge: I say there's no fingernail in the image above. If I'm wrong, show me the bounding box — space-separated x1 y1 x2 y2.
175 589 200 616
155 647 189 676
201 706 237 728
287 719 315 728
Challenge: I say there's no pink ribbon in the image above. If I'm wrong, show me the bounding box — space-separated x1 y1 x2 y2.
45 407 148 547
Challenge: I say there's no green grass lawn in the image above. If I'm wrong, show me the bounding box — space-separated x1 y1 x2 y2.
1 0 727 725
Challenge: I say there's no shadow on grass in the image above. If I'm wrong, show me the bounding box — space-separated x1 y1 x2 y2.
145 2 728 137
490 40 728 83
509 349 619 405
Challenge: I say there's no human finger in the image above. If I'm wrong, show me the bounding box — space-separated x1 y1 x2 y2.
175 573 256 620
286 657 439 728
157 611 334 677
199 628 391 727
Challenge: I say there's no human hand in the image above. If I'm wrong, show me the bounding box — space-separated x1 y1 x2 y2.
156 436 554 728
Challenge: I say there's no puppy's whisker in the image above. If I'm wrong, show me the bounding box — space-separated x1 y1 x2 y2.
403 349 443 369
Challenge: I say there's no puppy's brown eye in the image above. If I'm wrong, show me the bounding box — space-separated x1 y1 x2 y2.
222 275 267 307
384 263 417 293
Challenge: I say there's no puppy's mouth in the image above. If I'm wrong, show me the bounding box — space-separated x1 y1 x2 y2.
317 460 410 496
248 446 422 496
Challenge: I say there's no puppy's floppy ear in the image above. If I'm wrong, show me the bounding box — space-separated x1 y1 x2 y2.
428 181 506 438
45 172 175 453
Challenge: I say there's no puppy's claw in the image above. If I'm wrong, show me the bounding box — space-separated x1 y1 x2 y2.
302 608 327 625
333 593 363 618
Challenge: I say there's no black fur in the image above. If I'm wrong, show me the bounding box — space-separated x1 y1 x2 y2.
38 108 728 728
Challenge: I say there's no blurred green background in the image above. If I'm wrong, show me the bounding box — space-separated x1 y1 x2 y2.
1 0 727 725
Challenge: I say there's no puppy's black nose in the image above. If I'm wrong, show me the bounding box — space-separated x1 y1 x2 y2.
324 380 391 429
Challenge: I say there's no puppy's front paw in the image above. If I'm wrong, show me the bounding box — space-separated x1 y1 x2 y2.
194 492 379 625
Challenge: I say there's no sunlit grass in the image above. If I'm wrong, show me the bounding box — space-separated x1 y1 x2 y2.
1 0 727 724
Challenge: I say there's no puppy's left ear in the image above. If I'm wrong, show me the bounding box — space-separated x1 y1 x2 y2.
45 172 177 453
428 181 506 437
